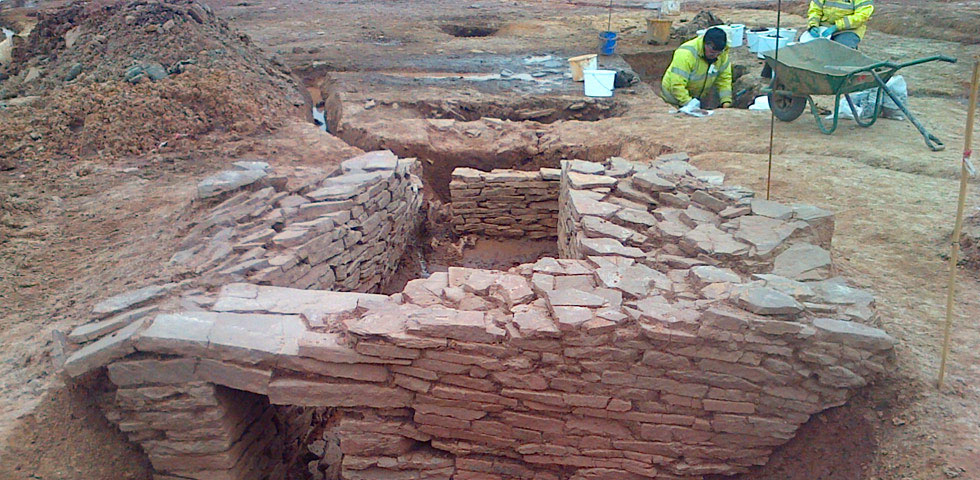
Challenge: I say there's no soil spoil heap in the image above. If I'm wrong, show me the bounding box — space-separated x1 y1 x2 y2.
0 0 309 168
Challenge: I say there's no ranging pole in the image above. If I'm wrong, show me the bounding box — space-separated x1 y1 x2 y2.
938 59 980 389
765 0 783 200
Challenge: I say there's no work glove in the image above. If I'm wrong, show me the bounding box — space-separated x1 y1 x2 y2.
808 26 819 37
820 25 838 38
680 98 701 114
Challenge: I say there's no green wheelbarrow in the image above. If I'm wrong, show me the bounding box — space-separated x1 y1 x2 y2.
763 38 956 151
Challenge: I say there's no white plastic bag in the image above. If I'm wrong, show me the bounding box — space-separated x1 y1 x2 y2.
748 96 770 111
851 75 908 120
830 96 861 120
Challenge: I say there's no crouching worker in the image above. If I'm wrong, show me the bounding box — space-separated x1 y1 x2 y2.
799 0 874 49
660 27 732 113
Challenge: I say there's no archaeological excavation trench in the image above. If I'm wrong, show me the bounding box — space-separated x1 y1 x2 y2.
57 116 897 480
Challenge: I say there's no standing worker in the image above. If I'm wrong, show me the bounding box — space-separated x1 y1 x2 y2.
799 0 874 49
660 27 732 113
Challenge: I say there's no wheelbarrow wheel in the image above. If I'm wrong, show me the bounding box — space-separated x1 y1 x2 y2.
768 77 807 122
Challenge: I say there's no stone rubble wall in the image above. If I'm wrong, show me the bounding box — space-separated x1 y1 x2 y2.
59 156 895 480
558 155 835 276
102 367 284 480
171 150 424 293
450 167 561 239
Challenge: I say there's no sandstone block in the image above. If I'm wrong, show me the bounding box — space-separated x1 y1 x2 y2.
69 305 157 343
107 357 197 387
93 284 175 317
268 378 413 407
64 319 146 377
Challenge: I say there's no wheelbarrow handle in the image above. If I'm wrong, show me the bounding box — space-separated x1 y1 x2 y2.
884 55 957 71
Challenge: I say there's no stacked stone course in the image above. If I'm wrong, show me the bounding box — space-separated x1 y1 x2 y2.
171 150 423 293
59 155 896 480
450 167 560 239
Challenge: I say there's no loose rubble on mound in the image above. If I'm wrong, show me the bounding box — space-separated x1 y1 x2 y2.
0 0 308 164
55 150 895 480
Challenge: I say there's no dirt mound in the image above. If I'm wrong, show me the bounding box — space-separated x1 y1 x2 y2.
0 0 309 166
672 10 725 40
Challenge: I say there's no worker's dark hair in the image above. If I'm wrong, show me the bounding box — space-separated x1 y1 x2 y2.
704 27 727 50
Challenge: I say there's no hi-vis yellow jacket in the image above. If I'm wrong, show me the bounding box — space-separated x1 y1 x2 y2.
659 35 732 107
808 0 874 39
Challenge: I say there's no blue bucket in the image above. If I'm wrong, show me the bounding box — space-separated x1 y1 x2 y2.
598 31 618 56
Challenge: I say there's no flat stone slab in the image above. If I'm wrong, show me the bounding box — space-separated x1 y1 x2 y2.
595 264 670 298
807 278 875 307
750 199 793 220
63 319 146 377
308 182 364 202
137 311 304 364
512 306 560 338
654 160 695 177
568 190 620 219
213 283 387 316
753 274 816 302
813 317 896 351
347 303 416 338
268 378 413 408
633 170 676 193
581 216 635 243
772 243 832 280
731 216 805 257
579 237 645 258
682 224 749 256
407 307 498 342
93 284 175 317
545 288 608 308
735 286 803 316
341 150 398 173
690 266 741 285
567 172 618 190
567 160 605 175
297 331 397 364
197 169 267 199
552 306 594 330
70 305 157 343
615 208 658 229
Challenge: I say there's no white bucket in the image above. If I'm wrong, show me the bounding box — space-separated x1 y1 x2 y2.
774 28 797 40
662 0 681 15
746 28 773 53
726 24 745 47
756 32 792 59
583 69 616 97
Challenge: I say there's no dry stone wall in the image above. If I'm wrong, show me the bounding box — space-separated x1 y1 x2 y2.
450 167 560 239
58 155 895 480
170 150 423 293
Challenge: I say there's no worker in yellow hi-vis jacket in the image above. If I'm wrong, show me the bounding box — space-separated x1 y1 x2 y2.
800 0 874 49
659 27 732 113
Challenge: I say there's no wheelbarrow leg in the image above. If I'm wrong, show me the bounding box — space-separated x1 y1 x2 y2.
846 88 884 128
809 94 841 134
871 71 945 151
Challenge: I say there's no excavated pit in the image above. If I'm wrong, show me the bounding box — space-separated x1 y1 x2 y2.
439 23 499 38
390 97 628 124
622 51 675 87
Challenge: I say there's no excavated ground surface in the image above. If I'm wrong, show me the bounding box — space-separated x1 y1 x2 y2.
1 0 979 479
